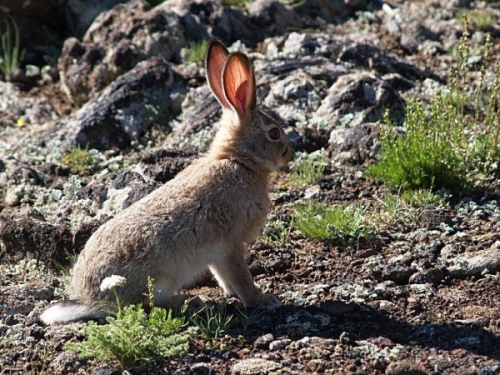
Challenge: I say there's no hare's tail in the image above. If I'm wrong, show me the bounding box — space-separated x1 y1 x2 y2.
40 300 107 325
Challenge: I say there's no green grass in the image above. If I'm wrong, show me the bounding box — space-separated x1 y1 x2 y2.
223 0 253 6
375 189 444 227
185 40 209 63
290 150 327 186
66 278 191 370
0 16 25 76
292 201 373 244
462 9 497 31
60 145 96 174
189 302 237 340
367 25 500 194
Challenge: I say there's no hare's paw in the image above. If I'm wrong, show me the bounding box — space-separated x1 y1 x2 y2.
258 293 281 310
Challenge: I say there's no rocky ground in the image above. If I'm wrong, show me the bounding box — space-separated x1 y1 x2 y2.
1 0 500 374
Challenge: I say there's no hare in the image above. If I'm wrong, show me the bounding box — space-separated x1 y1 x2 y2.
40 40 293 325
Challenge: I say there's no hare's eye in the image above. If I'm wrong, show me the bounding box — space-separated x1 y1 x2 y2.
268 127 281 140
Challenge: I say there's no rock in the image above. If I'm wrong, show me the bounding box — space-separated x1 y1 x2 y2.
321 300 359 316
0 81 57 126
419 205 452 229
328 122 381 165
247 0 303 37
316 72 406 129
232 358 282 374
408 267 446 285
269 338 291 351
0 208 73 266
47 56 186 151
59 0 186 105
385 360 427 375
139 149 196 183
254 333 274 349
446 249 500 278
381 264 415 285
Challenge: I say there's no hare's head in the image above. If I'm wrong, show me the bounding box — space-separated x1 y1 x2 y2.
206 40 293 173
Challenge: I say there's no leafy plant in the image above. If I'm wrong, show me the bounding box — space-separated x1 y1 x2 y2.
223 0 254 7
185 40 209 63
292 201 373 244
462 9 497 31
262 213 290 245
0 16 25 76
290 150 327 186
60 145 96 174
189 302 237 340
367 24 500 193
66 277 191 370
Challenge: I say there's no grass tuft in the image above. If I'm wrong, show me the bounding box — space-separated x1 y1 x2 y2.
290 150 327 186
292 201 373 244
0 16 25 76
186 40 209 63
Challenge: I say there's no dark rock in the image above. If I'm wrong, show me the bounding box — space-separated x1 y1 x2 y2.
0 208 72 266
59 0 186 105
329 122 381 165
419 205 452 229
140 149 196 183
321 300 359 316
408 267 446 285
73 215 112 253
254 333 275 349
381 265 415 285
47 56 186 151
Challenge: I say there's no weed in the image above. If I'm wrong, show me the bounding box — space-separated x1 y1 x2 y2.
66 277 191 370
292 201 373 244
0 16 25 76
262 213 290 245
185 40 209 63
223 0 253 7
189 302 237 340
60 145 96 175
462 9 497 31
290 150 327 186
367 22 500 193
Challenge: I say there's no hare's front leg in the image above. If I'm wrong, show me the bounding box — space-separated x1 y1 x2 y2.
209 243 281 309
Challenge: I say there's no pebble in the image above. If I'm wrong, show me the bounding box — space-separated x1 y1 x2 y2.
269 339 292 351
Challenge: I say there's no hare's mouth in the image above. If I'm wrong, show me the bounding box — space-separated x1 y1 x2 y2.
282 147 289 157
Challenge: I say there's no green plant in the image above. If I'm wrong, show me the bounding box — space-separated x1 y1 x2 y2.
66 277 191 370
223 0 253 6
367 24 500 193
290 150 327 186
292 201 373 244
262 213 290 245
185 40 209 63
189 302 237 340
462 9 497 31
60 145 96 174
0 16 25 75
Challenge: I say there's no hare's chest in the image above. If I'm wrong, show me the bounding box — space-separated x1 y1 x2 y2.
242 200 270 244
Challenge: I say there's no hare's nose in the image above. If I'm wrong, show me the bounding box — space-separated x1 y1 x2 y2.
286 129 301 149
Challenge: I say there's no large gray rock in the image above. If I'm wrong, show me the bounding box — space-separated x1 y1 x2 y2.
48 56 186 151
59 0 186 105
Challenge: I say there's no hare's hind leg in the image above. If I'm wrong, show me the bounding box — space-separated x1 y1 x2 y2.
209 243 281 309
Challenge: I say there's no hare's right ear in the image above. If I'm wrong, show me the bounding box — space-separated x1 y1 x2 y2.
206 40 231 109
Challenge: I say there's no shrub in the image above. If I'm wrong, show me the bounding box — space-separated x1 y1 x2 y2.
0 17 25 76
60 145 96 174
367 25 499 193
185 40 209 63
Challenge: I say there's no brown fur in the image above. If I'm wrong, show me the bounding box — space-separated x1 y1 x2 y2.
40 40 293 324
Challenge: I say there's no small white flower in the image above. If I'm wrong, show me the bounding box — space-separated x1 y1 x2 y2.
100 275 126 292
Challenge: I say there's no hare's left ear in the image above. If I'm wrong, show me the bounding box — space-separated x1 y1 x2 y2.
222 52 257 120
206 40 231 110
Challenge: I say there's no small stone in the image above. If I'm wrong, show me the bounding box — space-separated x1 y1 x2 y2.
269 339 292 351
232 358 282 375
307 359 325 372
254 333 274 349
321 300 358 316
385 360 426 375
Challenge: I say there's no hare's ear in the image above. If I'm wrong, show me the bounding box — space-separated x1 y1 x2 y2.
222 52 256 119
206 40 231 109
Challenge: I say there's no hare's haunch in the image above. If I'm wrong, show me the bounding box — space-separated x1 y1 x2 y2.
40 40 293 325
